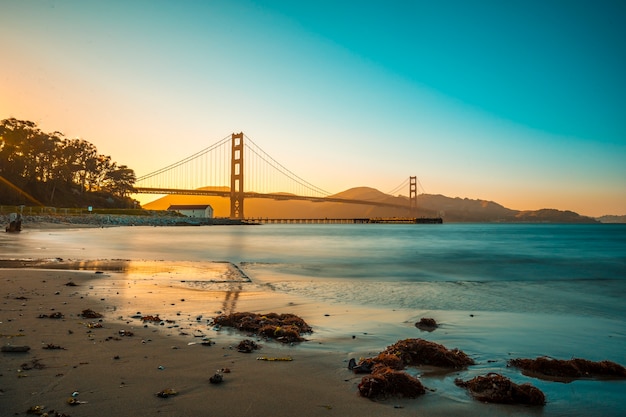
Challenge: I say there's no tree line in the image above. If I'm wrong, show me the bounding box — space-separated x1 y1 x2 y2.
0 118 137 208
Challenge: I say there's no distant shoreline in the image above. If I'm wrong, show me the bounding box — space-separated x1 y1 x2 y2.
1 214 252 229
3 213 622 231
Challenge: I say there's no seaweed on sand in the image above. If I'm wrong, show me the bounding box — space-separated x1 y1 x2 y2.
381 338 474 368
350 338 474 378
355 353 405 373
80 309 103 319
38 312 64 319
214 312 312 343
352 338 474 401
358 366 426 400
141 315 162 322
508 357 626 381
236 339 260 353
455 373 546 406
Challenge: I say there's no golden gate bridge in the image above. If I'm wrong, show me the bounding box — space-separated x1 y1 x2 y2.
134 133 424 220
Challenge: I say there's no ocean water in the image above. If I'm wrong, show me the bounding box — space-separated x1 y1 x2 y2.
1 223 625 416
4 223 624 317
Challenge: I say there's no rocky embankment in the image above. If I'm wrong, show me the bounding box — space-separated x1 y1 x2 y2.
1 213 250 228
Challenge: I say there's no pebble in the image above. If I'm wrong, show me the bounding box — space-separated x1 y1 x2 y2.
1 346 30 352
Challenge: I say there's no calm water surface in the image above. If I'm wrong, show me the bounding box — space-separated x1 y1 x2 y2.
4 223 624 316
2 223 625 416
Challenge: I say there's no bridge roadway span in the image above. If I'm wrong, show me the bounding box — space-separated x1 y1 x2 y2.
134 187 410 209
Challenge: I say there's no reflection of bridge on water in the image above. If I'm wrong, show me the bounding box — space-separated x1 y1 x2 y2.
221 283 242 315
134 132 434 221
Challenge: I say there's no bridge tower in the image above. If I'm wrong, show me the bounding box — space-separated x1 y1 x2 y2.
409 176 418 216
230 132 244 219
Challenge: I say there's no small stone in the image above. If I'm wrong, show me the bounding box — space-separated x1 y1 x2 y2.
1 345 30 353
209 373 223 384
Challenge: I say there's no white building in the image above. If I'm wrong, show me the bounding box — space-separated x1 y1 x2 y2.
167 204 214 218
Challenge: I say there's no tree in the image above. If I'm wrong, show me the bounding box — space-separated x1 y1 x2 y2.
103 164 136 197
0 118 39 180
1 118 137 207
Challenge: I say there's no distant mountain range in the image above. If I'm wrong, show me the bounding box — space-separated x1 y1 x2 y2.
143 186 615 223
596 215 626 224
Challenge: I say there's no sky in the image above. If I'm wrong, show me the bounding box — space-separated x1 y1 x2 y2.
1 0 625 217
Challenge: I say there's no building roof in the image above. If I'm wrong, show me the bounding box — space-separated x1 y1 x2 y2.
167 205 212 210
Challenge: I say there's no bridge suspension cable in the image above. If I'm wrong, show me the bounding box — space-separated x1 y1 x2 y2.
414 177 426 194
136 135 231 183
386 177 426 196
244 134 331 197
386 177 410 196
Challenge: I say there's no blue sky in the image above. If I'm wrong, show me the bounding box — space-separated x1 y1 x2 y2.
1 0 624 216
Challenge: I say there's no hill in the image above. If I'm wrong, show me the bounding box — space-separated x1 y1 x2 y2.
143 186 598 223
596 215 626 224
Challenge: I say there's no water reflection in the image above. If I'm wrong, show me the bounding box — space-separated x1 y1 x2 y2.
222 284 242 315
0 258 251 283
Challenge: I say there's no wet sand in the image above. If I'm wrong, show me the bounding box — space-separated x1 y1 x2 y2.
5 262 624 416
1 266 473 417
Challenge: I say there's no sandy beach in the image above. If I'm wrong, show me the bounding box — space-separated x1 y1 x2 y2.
1 266 470 417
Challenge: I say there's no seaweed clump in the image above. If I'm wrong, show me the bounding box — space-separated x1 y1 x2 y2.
415 317 438 331
141 315 162 322
350 338 474 378
38 312 64 319
352 353 405 374
352 338 474 401
80 309 103 319
236 339 260 353
214 312 312 343
358 366 426 400
381 338 474 369
509 357 626 381
455 373 546 406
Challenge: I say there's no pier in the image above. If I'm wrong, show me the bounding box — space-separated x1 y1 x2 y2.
245 217 443 224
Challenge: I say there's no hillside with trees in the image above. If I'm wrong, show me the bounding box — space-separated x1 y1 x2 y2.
0 118 137 208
